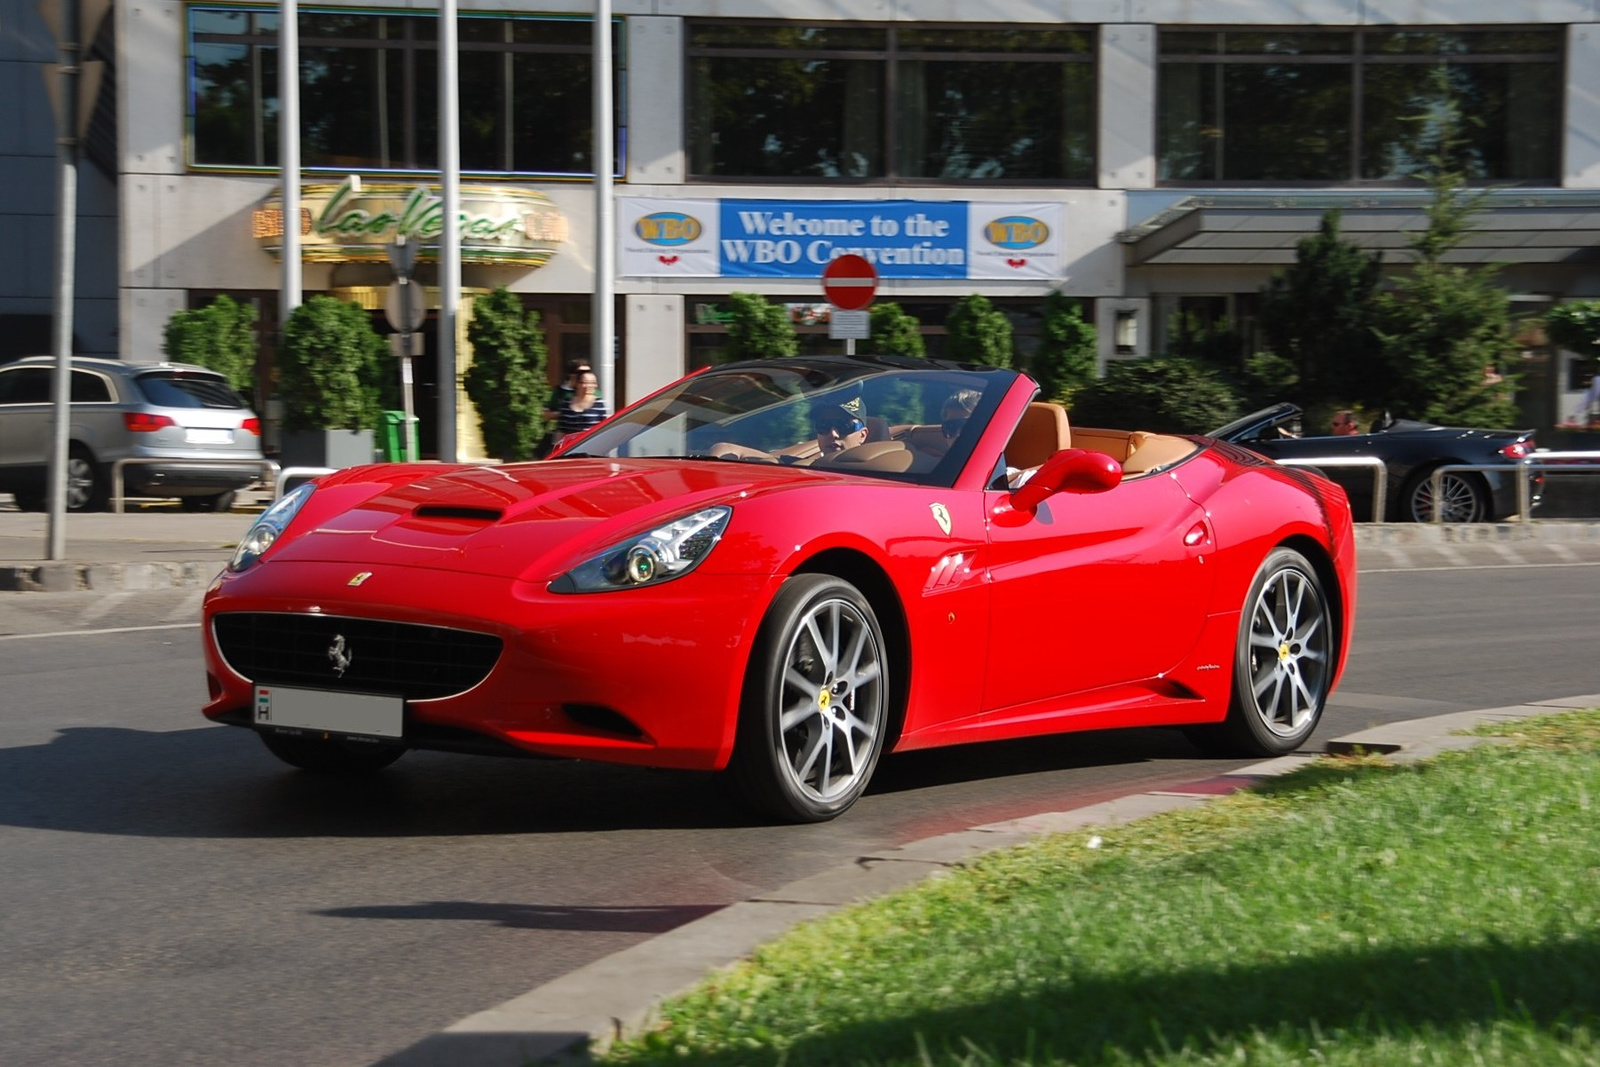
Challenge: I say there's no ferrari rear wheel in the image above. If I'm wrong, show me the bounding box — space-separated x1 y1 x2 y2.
258 730 407 773
1209 548 1332 757
1404 467 1488 523
730 574 888 823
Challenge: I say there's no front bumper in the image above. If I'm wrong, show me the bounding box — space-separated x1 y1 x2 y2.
202 561 782 771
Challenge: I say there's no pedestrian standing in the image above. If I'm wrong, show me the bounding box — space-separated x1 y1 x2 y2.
554 368 609 446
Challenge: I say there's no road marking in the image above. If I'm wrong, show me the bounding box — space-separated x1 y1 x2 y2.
0 622 197 642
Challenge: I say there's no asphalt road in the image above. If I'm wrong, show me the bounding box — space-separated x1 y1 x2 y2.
1 541 1598 1066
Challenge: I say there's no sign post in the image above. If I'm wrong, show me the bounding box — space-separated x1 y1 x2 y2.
822 254 878 355
385 237 423 461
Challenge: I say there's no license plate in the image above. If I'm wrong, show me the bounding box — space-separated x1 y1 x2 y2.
253 686 404 738
185 428 233 444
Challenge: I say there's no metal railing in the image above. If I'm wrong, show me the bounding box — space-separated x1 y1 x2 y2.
274 466 337 499
110 457 281 514
1431 450 1600 524
1272 456 1389 523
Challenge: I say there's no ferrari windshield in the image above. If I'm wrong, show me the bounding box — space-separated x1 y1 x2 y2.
558 355 1020 486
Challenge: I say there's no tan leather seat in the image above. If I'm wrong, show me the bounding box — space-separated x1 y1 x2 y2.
1006 402 1072 470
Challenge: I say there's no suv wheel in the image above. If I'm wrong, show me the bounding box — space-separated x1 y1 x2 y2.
66 446 108 512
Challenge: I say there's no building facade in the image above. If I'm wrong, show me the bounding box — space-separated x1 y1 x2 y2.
7 0 1600 456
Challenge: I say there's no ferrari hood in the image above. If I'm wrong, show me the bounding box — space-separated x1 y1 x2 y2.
265 458 813 581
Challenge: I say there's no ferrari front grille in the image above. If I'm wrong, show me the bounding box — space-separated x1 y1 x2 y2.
212 612 503 700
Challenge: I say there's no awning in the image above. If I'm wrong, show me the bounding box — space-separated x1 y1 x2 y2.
1120 190 1600 267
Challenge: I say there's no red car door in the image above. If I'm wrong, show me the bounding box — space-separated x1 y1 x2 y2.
982 472 1214 716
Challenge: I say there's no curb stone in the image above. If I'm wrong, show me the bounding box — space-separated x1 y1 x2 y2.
371 695 1600 1067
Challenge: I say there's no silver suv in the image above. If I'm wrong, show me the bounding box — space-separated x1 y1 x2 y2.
0 356 267 512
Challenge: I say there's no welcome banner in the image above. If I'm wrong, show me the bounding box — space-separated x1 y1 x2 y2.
619 198 1063 282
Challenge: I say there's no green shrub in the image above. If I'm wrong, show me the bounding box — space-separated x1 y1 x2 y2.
723 292 798 361
162 294 259 397
862 302 925 359
1070 357 1242 434
465 287 551 462
1030 293 1096 404
277 296 385 432
944 293 1013 368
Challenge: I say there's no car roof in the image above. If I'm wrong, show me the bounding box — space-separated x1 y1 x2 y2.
7 355 226 378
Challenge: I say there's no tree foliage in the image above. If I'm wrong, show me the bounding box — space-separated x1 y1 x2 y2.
464 287 551 462
1257 210 1384 404
1544 301 1600 354
162 294 259 397
1069 357 1240 435
1369 89 1519 428
1030 293 1097 404
723 292 798 361
944 293 1013 368
277 296 384 432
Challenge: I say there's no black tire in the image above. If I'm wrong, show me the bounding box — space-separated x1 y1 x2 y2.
1402 466 1488 523
65 445 108 512
10 489 46 512
180 491 237 513
728 574 889 823
1196 548 1333 757
258 730 407 773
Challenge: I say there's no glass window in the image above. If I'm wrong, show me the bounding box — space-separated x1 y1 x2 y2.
1158 28 1560 183
70 371 114 403
135 372 248 409
188 8 621 177
688 22 1094 182
0 368 51 404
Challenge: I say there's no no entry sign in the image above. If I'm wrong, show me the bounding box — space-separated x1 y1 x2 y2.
821 254 879 311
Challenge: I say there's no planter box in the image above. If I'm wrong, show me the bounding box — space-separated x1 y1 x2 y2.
280 428 377 471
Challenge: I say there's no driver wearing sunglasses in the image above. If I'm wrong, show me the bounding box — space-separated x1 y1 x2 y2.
812 405 869 458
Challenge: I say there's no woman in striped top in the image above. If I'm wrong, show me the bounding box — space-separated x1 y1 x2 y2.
554 369 609 445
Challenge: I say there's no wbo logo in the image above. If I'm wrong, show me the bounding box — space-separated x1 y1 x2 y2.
982 215 1049 250
635 212 703 246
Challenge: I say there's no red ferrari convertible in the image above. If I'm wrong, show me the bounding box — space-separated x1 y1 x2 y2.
202 355 1357 822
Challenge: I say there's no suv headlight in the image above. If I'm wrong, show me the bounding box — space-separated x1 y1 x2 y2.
229 482 315 572
551 506 731 593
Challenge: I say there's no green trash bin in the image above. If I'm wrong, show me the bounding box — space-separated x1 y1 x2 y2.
380 410 417 462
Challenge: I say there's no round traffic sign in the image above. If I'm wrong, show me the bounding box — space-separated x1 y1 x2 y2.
822 254 879 311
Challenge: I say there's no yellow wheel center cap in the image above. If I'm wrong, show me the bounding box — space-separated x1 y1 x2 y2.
1278 642 1291 662
818 690 832 712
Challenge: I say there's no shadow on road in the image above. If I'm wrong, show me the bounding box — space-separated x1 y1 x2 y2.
0 721 1233 840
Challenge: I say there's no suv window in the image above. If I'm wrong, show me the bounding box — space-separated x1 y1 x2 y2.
71 370 115 403
135 372 246 409
0 367 51 404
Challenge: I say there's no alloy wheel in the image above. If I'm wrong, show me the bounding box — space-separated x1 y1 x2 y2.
775 596 885 805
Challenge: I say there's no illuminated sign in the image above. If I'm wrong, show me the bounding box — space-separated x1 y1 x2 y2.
253 178 567 267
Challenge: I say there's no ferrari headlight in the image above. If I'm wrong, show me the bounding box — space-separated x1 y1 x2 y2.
229 482 315 573
552 506 731 593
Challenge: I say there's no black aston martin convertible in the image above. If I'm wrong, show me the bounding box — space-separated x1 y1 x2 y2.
1211 403 1542 523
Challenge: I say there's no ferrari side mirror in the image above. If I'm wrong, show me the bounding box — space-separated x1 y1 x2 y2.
1010 448 1122 512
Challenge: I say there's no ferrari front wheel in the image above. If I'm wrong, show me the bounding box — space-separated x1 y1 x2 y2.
1209 548 1333 757
730 574 889 823
258 730 407 773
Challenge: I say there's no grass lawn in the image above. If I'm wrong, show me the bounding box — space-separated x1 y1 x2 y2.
601 711 1600 1066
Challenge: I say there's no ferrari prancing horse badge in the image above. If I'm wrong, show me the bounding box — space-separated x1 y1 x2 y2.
930 503 952 536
